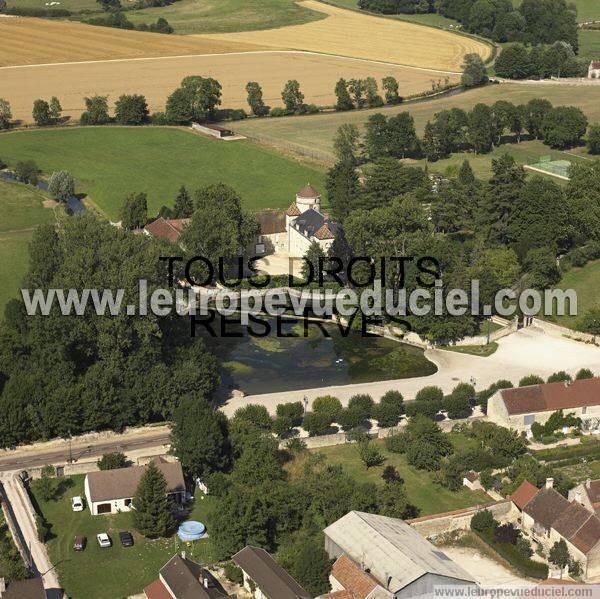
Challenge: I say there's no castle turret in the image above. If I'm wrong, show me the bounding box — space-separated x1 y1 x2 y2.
295 184 321 213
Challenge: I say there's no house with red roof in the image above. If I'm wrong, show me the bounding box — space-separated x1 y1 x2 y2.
589 61 600 79
487 378 600 431
144 217 191 245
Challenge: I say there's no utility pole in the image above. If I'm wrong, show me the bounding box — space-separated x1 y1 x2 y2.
67 430 73 464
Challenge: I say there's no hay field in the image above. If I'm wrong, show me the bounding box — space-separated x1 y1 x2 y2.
203 0 493 71
0 51 457 123
0 17 263 67
233 82 600 159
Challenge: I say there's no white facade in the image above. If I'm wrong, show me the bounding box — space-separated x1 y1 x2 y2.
589 61 600 79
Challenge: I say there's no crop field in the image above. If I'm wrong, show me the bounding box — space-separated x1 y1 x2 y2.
0 51 457 124
0 179 55 311
0 16 263 67
0 127 327 220
204 0 493 71
233 82 600 163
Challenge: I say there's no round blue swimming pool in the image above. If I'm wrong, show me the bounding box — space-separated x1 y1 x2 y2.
178 521 206 542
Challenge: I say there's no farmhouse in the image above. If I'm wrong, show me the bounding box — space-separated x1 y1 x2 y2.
514 478 600 580
84 458 185 515
323 511 477 598
231 545 311 599
569 479 600 516
589 61 600 79
144 217 190 245
487 377 600 431
144 554 229 599
253 184 338 259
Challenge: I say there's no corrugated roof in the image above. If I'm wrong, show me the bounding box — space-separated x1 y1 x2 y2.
510 480 539 510
232 546 311 599
86 458 185 503
323 512 476 594
499 378 600 415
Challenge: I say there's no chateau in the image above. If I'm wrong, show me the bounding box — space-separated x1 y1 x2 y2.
254 184 339 258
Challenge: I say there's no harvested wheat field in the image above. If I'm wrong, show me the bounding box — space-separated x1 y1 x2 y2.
0 16 263 67
0 51 458 123
203 0 493 71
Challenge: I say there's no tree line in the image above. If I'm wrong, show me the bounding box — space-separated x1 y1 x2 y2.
360 0 578 48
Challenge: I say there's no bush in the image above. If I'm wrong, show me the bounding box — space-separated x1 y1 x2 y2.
415 386 444 402
15 160 40 185
303 103 320 114
406 441 441 471
223 562 244 585
312 395 343 424
347 394 374 420
471 509 496 533
150 111 169 125
519 374 544 387
48 170 75 201
358 439 385 469
373 390 404 427
384 431 410 453
269 107 288 117
576 368 594 380
97 452 127 470
405 400 441 419
232 404 272 430
302 411 332 436
547 371 572 383
276 402 304 425
229 109 247 121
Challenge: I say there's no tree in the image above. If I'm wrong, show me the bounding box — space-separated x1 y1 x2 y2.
281 534 332 596
406 440 442 470
468 103 494 153
313 395 343 424
415 386 444 402
173 185 193 218
121 192 148 230
348 79 365 108
382 465 403 484
15 160 40 185
382 76 400 104
588 124 600 155
579 308 600 335
547 371 572 383
302 411 332 435
333 123 361 165
519 374 544 386
549 539 570 572
115 94 149 125
232 404 272 430
576 368 594 380
281 80 304 113
471 509 496 532
523 247 561 288
301 241 325 282
373 390 404 427
245 81 267 116
276 402 304 424
388 112 418 158
334 78 354 111
97 452 127 470
494 44 533 79
541 105 588 149
364 77 383 108
132 461 175 538
97 0 121 9
80 95 110 125
48 170 75 201
36 468 55 502
358 438 385 469
32 99 52 126
524 98 552 139
326 161 360 221
166 76 222 124
0 98 11 129
461 53 488 87
49 96 62 121
364 113 391 160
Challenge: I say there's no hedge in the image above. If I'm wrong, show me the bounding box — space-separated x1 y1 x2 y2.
476 530 548 579
534 440 600 463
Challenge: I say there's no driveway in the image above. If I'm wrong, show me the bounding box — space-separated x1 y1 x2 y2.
220 326 600 415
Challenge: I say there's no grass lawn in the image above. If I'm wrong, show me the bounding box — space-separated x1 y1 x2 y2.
125 0 326 34
544 260 600 330
7 0 99 11
572 0 600 22
30 474 218 599
579 29 600 62
233 83 600 173
292 435 491 515
0 179 55 313
443 342 498 357
0 127 327 220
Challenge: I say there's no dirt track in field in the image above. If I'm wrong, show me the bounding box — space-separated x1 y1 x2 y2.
203 0 493 71
0 16 263 67
0 51 458 123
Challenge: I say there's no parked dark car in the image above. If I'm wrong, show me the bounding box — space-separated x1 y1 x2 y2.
119 531 134 547
73 536 86 551
19 471 29 484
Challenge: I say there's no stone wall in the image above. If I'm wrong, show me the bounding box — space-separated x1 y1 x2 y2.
531 318 597 345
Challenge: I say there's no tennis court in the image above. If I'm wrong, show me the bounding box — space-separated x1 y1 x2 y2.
524 156 572 180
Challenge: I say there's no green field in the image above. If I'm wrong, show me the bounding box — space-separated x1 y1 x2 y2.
126 0 326 34
572 0 600 22
7 0 99 11
579 29 600 62
0 180 55 313
548 259 600 329
299 436 491 515
0 127 327 220
30 474 217 599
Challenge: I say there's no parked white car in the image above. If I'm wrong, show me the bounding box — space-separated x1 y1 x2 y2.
97 533 111 548
71 496 84 512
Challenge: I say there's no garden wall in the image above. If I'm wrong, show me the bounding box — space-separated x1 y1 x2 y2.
531 318 597 345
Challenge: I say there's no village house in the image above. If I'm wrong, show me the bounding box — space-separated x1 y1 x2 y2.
144 217 191 245
232 545 311 599
487 377 600 431
84 457 185 515
322 511 477 598
511 478 600 580
144 554 230 599
253 184 338 259
569 479 600 516
589 61 600 79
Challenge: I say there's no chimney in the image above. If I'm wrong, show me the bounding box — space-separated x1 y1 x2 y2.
546 478 554 489
576 490 583 504
0 578 6 595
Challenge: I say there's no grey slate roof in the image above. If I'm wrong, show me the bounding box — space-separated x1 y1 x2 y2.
323 511 476 594
232 546 311 599
159 554 228 599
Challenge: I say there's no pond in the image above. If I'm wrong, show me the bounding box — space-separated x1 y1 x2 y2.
202 315 437 395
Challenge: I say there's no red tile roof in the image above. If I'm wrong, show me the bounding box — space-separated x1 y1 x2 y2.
315 223 335 240
144 217 190 244
511 480 539 510
524 487 570 529
539 578 583 585
591 61 600 69
321 591 356 599
500 378 600 415
553 501 594 539
297 184 320 198
255 210 286 235
144 579 172 599
330 555 379 599
286 202 301 217
570 513 600 553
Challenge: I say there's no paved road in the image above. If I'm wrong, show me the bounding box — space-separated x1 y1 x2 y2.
0 429 171 473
